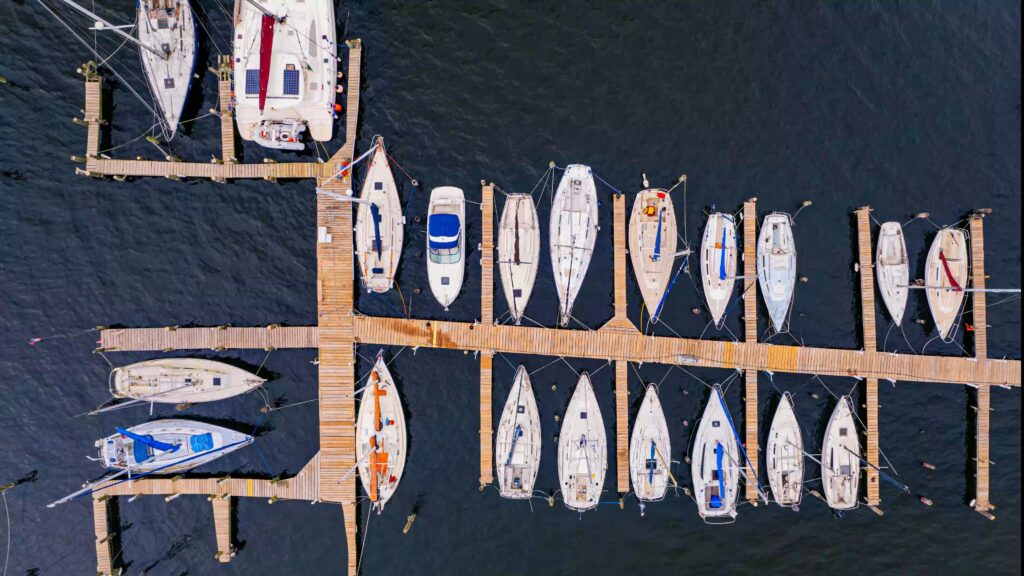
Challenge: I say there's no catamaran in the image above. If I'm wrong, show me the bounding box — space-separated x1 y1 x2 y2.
876 222 909 325
701 212 738 328
757 212 797 333
766 392 803 509
47 0 197 140
426 187 466 310
558 373 606 511
355 139 404 293
232 0 338 150
821 396 860 510
96 419 253 473
629 188 677 321
925 228 968 341
497 194 540 324
495 366 542 499
691 385 740 522
356 351 407 514
110 358 265 404
550 165 598 327
629 384 672 502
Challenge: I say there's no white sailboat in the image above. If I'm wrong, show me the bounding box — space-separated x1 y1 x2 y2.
925 228 968 341
629 188 677 321
629 384 672 502
757 212 797 333
50 0 197 140
426 187 466 310
495 366 542 499
558 372 606 511
497 194 540 324
701 212 738 328
96 419 253 473
766 392 803 509
550 164 598 327
110 358 265 404
233 0 337 150
821 396 860 510
875 222 909 325
691 385 740 522
355 140 404 293
356 352 407 514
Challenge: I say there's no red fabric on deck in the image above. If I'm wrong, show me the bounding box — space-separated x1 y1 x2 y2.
938 250 963 292
258 14 276 112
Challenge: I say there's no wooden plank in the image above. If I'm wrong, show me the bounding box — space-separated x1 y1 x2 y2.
602 194 637 332
742 199 759 502
481 183 495 324
970 215 991 515
84 77 102 160
93 495 115 576
212 497 234 563
855 207 880 505
218 55 237 165
480 352 494 486
100 326 318 351
616 361 629 493
865 378 880 506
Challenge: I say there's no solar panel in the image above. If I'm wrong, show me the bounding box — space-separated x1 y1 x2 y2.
245 69 260 95
283 69 300 95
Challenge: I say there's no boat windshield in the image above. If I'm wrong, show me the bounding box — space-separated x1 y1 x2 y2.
429 245 462 264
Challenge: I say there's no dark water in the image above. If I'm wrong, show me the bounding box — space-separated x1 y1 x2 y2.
1 1 1020 574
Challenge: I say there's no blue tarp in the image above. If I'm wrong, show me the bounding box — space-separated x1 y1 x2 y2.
133 440 153 463
428 213 460 250
189 433 214 453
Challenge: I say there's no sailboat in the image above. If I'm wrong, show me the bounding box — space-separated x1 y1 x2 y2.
691 385 740 522
426 187 466 310
497 194 540 324
355 139 404 293
629 384 672 502
757 212 797 333
233 0 338 150
875 222 909 325
110 358 264 404
356 352 407 514
766 392 803 509
96 419 253 473
701 212 738 328
558 372 606 511
925 228 968 341
49 0 197 139
628 188 677 321
821 396 860 510
550 164 598 327
495 366 542 499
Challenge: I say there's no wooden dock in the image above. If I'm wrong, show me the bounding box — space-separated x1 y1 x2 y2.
212 497 234 562
93 496 116 576
742 199 759 502
855 208 881 506
969 215 993 517
479 184 496 486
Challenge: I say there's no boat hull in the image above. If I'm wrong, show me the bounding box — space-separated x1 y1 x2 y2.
558 373 606 511
628 189 677 321
356 354 408 513
691 385 739 521
766 392 803 508
426 187 466 309
498 194 540 323
701 212 738 327
97 419 252 473
495 366 542 499
111 358 265 403
138 0 197 139
925 229 968 341
821 396 860 510
629 384 671 502
876 222 909 325
757 213 797 333
550 165 598 327
355 144 404 293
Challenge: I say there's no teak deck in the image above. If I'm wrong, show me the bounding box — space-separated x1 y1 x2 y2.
76 38 1017 576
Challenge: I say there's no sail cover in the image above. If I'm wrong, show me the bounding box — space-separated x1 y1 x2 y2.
258 14 276 112
117 426 179 453
653 209 663 262
938 250 963 291
370 203 382 259
719 222 728 280
428 214 460 250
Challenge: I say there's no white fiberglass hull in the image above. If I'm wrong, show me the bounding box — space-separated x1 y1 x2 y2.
426 187 466 310
766 392 803 508
97 419 252 473
356 143 404 293
925 228 968 341
138 0 197 140
550 164 598 327
356 353 407 513
498 194 540 324
629 189 677 320
558 373 606 511
757 212 797 333
821 396 860 510
701 212 738 327
111 358 265 403
495 366 542 499
691 385 739 522
629 384 671 502
876 222 909 325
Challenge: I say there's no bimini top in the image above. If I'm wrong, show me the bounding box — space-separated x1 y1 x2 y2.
428 213 461 250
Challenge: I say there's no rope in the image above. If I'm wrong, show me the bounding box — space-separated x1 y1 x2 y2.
591 171 622 195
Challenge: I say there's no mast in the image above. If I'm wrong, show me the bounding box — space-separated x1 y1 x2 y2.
56 0 167 59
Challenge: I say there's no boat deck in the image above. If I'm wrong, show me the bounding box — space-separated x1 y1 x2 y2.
74 36 1017 576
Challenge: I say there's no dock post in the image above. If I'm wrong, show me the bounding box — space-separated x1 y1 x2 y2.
969 215 992 516
217 55 237 165
212 496 234 562
616 360 629 494
602 193 637 332
742 199 760 502
93 495 117 576
855 207 881 506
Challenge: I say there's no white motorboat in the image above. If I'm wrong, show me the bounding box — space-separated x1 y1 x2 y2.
550 164 598 327
426 186 466 310
497 194 540 324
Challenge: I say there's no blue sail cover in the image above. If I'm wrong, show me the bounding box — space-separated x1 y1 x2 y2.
719 222 728 280
652 209 663 262
712 441 725 509
648 440 656 484
117 426 179 454
428 213 461 250
370 203 382 259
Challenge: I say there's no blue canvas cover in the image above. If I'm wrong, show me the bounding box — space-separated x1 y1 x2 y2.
428 213 461 250
189 433 215 453
117 426 178 453
133 439 153 463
